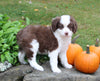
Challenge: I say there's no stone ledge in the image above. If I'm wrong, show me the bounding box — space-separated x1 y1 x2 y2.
23 62 100 81
0 62 100 81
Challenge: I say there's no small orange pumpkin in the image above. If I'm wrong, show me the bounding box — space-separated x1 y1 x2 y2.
90 38 100 63
74 45 99 73
67 35 83 65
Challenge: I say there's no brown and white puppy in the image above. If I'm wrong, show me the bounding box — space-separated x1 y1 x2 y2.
17 15 77 73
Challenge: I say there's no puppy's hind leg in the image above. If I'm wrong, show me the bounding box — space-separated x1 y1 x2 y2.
18 51 27 64
27 40 44 71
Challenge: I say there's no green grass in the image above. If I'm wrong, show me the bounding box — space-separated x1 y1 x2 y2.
0 0 100 50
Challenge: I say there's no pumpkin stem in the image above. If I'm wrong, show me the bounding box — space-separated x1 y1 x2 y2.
86 45 90 54
71 35 80 43
95 38 99 47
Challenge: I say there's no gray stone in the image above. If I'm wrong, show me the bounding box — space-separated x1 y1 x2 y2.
23 62 100 81
0 62 100 81
0 65 33 81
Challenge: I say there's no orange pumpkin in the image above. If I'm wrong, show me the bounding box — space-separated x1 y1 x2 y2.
90 38 100 63
74 45 99 73
67 35 83 65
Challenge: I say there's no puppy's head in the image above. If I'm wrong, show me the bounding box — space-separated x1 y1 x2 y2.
51 15 77 37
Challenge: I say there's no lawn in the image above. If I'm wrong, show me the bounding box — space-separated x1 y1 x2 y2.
0 0 100 50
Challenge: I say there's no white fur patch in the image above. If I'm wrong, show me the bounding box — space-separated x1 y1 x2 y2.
60 15 70 26
28 39 44 71
54 31 72 68
48 49 61 73
18 51 27 64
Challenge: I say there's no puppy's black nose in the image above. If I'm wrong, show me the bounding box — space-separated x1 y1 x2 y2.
65 33 68 36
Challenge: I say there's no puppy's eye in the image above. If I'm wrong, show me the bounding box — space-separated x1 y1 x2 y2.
69 23 73 27
68 23 73 30
59 24 62 27
58 24 63 29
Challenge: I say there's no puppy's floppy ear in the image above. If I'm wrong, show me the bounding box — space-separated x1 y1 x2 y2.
70 16 78 33
51 17 60 32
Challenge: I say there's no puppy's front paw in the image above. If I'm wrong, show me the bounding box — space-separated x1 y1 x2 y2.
37 66 44 71
52 68 61 73
65 64 73 69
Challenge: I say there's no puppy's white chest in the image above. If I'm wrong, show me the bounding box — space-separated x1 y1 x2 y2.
58 38 71 52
